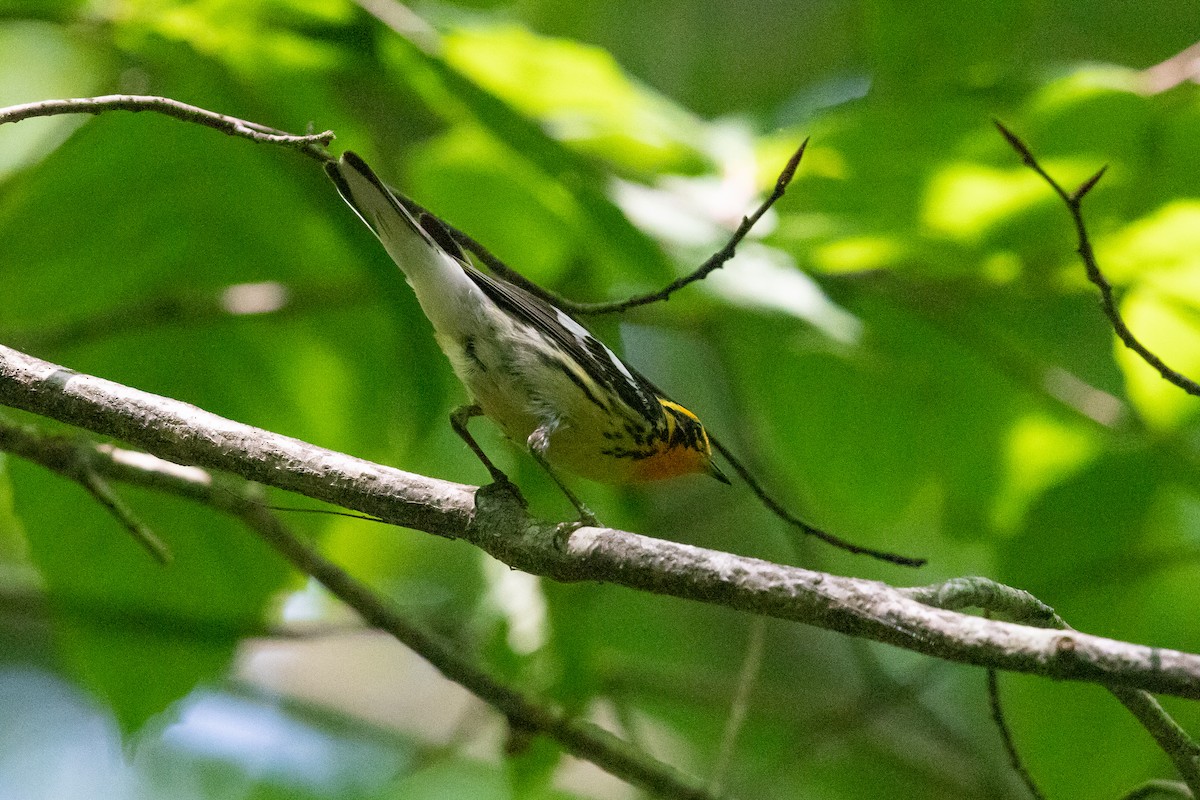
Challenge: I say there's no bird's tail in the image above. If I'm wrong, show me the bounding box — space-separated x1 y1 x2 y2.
325 152 480 328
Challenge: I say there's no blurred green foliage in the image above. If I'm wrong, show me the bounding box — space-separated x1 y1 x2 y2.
0 1 1199 798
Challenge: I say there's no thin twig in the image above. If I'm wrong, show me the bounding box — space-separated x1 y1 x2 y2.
710 435 926 567
5 422 175 564
0 96 336 162
76 466 173 565
994 120 1200 397
987 666 1046 800
710 617 765 796
1110 687 1200 796
570 140 809 315
912 576 1200 796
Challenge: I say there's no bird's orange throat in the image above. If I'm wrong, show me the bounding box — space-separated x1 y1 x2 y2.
629 444 712 482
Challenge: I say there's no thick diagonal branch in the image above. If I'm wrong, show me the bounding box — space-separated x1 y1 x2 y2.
3 343 1200 700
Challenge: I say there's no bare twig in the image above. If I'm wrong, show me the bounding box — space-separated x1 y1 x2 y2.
1110 688 1200 797
710 435 926 567
0 96 335 162
912 576 1200 795
624 368 923 567
569 140 809 315
0 419 173 564
940 158 1200 788
994 120 1200 397
76 466 173 564
710 617 765 795
987 666 1046 800
381 142 808 318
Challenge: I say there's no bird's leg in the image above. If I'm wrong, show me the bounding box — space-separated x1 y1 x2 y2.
528 424 598 528
450 405 522 500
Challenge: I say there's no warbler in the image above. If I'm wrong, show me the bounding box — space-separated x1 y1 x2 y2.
325 151 728 518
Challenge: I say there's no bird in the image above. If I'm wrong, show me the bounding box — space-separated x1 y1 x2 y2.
325 151 728 522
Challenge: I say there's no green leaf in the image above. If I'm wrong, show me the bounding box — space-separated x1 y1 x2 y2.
380 32 678 288
444 24 709 177
505 733 561 799
10 458 287 731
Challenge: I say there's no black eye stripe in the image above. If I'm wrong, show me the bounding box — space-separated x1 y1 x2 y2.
662 404 704 450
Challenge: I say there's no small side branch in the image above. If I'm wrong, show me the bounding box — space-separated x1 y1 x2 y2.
0 419 172 564
911 576 1200 795
987 667 1047 800
0 96 335 162
1111 688 1200 797
710 435 926 567
76 466 173 565
570 140 809 315
994 120 1200 397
